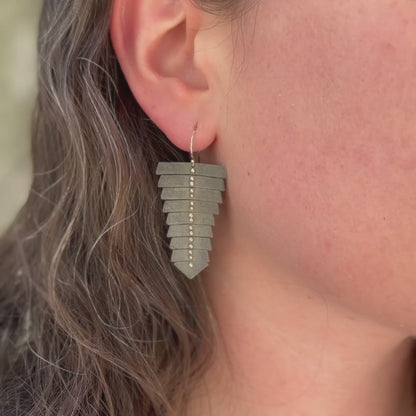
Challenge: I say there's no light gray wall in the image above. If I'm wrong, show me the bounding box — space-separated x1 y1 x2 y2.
0 1 41 232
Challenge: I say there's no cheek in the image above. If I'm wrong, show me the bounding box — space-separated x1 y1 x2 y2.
219 0 416 329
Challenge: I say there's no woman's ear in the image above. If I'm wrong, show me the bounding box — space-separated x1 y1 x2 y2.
110 0 222 152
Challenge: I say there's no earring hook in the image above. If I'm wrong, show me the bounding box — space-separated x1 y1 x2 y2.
190 121 200 163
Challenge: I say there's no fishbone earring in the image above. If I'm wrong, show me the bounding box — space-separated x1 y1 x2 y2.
156 122 227 279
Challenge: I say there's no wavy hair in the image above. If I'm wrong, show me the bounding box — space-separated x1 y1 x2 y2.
0 1 251 415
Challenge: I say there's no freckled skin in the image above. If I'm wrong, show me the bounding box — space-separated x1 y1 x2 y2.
208 0 416 333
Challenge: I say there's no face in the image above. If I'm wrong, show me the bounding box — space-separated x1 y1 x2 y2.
205 0 416 333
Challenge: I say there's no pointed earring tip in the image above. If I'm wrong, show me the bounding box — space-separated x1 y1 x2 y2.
174 261 208 279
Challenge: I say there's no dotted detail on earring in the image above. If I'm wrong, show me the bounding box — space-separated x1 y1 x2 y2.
189 160 196 266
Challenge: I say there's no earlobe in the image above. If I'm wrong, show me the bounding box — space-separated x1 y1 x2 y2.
110 0 219 152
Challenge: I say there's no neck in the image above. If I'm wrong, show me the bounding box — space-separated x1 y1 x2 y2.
185 226 416 416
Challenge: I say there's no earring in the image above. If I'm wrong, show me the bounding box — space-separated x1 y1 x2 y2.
156 122 227 279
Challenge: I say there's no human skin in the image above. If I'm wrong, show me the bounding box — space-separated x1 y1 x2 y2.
111 0 416 414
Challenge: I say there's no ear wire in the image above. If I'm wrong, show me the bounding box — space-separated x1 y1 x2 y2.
190 121 200 163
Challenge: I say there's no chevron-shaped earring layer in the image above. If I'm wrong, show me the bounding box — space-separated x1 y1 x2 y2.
156 161 227 279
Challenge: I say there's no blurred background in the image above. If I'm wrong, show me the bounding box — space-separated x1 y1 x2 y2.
0 1 41 233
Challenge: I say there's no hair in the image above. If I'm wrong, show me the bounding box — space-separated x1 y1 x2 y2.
0 1 252 415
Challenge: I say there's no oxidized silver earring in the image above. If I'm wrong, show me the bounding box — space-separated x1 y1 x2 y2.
156 122 227 279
